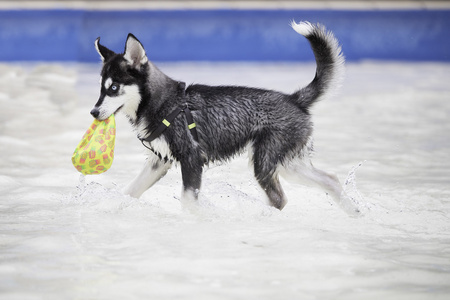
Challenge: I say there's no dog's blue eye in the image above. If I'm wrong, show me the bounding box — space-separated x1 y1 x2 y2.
110 84 119 92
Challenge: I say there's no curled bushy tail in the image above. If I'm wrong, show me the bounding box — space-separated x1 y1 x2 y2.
291 21 345 109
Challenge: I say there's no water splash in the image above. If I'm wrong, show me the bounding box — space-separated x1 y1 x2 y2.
342 160 369 215
62 174 143 213
179 178 279 221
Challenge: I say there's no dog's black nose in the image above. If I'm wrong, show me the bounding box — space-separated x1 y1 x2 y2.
90 108 100 118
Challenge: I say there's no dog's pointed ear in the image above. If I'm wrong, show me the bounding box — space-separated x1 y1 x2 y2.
95 37 115 62
123 33 148 68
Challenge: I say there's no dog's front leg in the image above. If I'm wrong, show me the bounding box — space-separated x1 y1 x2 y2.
180 159 203 205
122 158 172 198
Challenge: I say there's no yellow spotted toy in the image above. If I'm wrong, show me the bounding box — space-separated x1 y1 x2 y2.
72 115 116 175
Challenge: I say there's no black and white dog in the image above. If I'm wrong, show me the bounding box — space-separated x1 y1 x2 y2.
90 21 358 214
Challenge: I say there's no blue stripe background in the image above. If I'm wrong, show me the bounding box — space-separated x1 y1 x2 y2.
0 9 449 61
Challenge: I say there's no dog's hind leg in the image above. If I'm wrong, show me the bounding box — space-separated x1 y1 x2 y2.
259 174 288 210
122 158 172 198
279 159 360 215
252 144 288 210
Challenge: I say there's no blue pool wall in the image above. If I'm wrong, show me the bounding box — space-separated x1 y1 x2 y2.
0 9 449 62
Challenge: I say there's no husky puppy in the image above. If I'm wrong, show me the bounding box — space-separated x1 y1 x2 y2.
91 21 357 213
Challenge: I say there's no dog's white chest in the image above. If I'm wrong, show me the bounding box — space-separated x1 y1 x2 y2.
147 136 174 161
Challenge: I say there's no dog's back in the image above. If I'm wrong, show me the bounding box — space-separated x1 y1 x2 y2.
186 85 311 164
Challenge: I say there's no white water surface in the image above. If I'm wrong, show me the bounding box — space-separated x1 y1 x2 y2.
0 61 449 299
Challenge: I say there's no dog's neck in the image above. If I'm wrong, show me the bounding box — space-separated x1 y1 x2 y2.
131 62 181 138
146 62 179 110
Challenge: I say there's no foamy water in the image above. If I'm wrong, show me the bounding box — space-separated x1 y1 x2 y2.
1 61 449 299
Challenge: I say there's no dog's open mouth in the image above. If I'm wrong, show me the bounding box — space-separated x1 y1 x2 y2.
113 105 124 116
94 105 123 121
